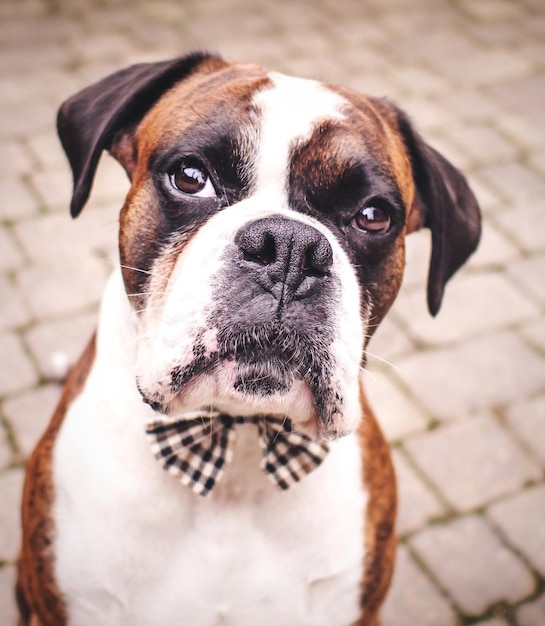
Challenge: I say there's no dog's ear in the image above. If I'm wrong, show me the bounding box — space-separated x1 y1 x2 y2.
57 52 224 218
375 101 481 316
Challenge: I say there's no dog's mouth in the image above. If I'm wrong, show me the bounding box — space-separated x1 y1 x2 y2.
138 323 348 439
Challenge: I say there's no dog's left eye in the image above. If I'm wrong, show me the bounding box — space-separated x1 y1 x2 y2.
351 205 392 234
169 159 216 198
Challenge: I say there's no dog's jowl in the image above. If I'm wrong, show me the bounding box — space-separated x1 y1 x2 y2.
17 53 480 626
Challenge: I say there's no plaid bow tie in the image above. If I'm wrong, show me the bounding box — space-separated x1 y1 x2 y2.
145 411 329 497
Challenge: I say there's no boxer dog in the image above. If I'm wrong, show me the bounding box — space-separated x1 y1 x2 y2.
16 52 480 626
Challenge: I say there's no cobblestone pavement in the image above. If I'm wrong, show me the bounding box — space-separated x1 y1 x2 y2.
1 0 544 624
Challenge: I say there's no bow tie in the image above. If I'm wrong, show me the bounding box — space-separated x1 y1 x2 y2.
145 411 329 497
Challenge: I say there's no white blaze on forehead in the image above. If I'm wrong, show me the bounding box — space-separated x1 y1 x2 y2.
253 72 348 193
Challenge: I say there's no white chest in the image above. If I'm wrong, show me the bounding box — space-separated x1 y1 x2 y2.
53 390 366 626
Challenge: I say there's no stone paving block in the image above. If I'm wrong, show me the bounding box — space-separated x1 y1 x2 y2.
392 449 446 535
363 370 429 442
29 167 72 212
393 272 539 345
2 385 60 457
391 66 451 97
25 130 68 171
0 141 32 178
437 89 506 124
0 424 12 469
465 175 505 214
496 113 545 150
529 151 545 177
0 565 17 626
517 593 545 626
367 315 415 362
478 162 545 205
0 42 68 77
465 221 519 269
382 545 458 626
506 394 545 466
0 468 24 561
0 179 38 221
487 485 545 576
405 414 541 511
458 0 526 20
444 124 519 167
507 255 545 306
493 203 545 254
13 204 119 263
423 135 472 172
520 319 545 352
72 31 136 64
0 333 38 397
395 332 545 420
0 275 31 332
387 30 480 64
410 515 535 616
438 50 533 87
489 75 545 116
0 100 55 138
0 225 24 272
16 258 109 319
25 312 97 380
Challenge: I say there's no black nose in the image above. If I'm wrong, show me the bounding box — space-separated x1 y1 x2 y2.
235 217 333 302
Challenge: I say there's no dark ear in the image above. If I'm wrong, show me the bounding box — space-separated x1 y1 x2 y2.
393 107 481 316
57 52 223 218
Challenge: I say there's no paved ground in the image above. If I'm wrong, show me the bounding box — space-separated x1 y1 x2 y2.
1 0 544 624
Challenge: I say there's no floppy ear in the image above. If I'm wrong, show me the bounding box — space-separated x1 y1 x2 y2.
379 104 481 316
57 52 223 218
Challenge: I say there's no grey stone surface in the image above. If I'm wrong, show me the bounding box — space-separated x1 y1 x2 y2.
0 276 32 332
0 226 24 272
1 0 545 623
394 272 539 345
517 593 545 626
487 486 545 577
508 255 545 306
0 468 25 562
0 565 17 626
0 333 38 396
394 332 545 420
392 449 446 535
382 545 458 626
363 370 429 442
405 414 542 511
506 394 545 465
25 312 97 380
2 385 61 457
16 258 109 319
410 515 536 615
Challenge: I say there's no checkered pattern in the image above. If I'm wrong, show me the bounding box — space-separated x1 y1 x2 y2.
145 411 330 497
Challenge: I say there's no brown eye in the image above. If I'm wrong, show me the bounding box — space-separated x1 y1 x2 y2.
170 159 216 197
352 205 391 234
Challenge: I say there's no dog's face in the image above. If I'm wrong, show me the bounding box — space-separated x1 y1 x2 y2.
58 53 480 439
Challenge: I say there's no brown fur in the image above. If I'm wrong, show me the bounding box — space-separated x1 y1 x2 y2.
16 335 97 626
355 383 397 625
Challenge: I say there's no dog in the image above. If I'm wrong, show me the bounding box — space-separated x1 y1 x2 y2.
16 52 480 626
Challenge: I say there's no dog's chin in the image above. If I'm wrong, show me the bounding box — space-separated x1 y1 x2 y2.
161 360 322 437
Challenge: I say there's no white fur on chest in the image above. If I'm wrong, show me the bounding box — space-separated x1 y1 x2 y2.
52 272 367 626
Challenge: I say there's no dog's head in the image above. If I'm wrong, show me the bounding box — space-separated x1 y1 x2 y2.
58 53 480 439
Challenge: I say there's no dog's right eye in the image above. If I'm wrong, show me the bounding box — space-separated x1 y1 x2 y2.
169 159 217 198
